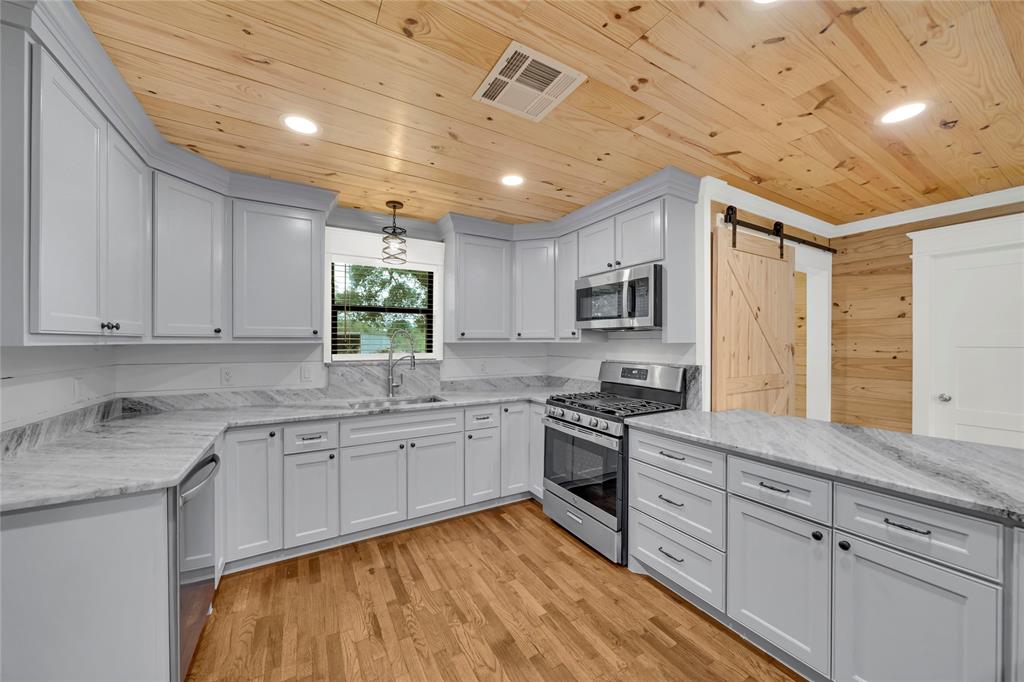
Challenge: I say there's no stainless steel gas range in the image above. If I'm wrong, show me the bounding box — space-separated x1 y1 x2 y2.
542 361 686 564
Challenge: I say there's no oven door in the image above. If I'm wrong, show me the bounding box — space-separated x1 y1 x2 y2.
543 417 623 530
576 264 660 330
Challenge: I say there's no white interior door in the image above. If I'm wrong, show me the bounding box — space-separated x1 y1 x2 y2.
915 217 1024 447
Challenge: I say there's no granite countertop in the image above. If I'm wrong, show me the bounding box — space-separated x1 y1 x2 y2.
626 409 1024 524
0 390 556 514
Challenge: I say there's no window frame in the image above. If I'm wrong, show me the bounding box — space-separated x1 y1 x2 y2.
327 254 443 363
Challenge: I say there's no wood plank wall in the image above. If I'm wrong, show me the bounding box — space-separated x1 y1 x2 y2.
831 202 1024 432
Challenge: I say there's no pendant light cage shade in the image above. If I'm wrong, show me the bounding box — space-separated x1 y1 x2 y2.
381 200 408 265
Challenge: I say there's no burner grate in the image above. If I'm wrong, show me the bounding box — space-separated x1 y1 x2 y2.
548 391 679 417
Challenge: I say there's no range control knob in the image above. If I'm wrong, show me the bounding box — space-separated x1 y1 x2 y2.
571 413 581 422
589 418 598 427
598 420 610 431
553 408 564 417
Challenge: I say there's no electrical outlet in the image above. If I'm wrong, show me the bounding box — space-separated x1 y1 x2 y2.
220 368 234 386
300 365 313 383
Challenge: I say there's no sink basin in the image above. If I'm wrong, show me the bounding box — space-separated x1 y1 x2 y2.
347 395 447 410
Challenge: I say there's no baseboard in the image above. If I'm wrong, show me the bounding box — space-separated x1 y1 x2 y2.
224 493 533 575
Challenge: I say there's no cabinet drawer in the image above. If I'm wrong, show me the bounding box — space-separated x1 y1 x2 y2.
282 420 339 454
464 405 500 430
835 485 1003 580
630 510 725 612
340 408 464 446
727 458 831 524
630 460 725 550
629 430 726 488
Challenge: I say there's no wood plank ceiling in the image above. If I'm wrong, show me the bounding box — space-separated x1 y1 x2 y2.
76 0 1024 225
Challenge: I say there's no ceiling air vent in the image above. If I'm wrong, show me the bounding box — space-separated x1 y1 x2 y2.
472 42 586 122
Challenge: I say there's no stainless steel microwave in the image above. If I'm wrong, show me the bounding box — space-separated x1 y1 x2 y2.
575 263 662 330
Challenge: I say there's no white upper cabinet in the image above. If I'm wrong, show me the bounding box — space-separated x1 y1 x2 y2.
452 234 511 340
153 174 226 337
103 131 149 337
32 48 107 335
615 199 663 269
513 239 555 339
555 232 579 340
578 217 616 277
727 496 831 676
833 533 1001 682
233 200 323 338
577 200 664 277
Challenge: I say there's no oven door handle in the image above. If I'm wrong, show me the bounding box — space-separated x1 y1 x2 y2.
542 417 621 450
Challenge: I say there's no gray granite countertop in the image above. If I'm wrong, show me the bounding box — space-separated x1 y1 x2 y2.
0 390 556 513
626 410 1024 524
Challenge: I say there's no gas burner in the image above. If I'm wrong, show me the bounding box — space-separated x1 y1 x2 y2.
548 391 680 418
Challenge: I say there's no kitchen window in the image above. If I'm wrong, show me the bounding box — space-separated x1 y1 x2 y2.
330 261 439 361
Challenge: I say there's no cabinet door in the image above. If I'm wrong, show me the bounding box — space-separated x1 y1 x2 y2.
455 234 511 339
513 239 555 339
614 198 663 268
555 232 579 340
341 440 407 534
465 427 501 504
233 200 322 338
283 449 340 549
1016 529 1024 682
32 49 106 335
153 174 225 337
577 217 615 277
224 426 283 561
833 533 1001 682
500 403 530 496
529 404 546 498
727 496 831 675
103 131 149 337
408 433 464 519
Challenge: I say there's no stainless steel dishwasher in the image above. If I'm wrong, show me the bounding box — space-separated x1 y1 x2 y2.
169 450 219 682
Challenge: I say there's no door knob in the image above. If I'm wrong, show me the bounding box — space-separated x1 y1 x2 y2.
937 393 952 402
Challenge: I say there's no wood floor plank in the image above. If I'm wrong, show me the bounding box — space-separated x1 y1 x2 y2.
186 501 799 681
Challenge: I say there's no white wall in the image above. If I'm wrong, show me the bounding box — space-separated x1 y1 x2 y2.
0 344 326 429
546 335 696 380
440 342 548 380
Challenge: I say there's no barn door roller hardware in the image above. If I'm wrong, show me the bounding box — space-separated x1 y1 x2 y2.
723 205 837 255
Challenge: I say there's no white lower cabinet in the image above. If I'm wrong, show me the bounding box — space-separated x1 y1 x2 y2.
832 533 1001 682
224 426 283 561
500 402 529 496
529 404 546 498
727 496 831 676
408 433 464 519
283 449 339 549
341 439 408 534
465 427 501 504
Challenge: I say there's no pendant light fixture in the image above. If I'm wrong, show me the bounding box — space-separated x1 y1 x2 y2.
381 200 407 265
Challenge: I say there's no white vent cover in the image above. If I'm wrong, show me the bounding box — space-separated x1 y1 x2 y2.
472 42 586 122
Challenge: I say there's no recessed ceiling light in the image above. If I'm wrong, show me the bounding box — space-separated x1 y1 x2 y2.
880 102 927 124
501 175 524 186
282 115 318 135
752 0 779 4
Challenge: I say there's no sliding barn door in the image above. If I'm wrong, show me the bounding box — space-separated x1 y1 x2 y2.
712 224 796 415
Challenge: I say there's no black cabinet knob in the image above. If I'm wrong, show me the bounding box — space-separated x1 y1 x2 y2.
100 322 111 330
838 540 851 551
399 443 405 449
213 327 222 334
460 332 466 337
517 332 522 337
606 262 613 268
329 453 335 460
571 331 577 336
503 408 509 413
615 260 621 266
269 431 275 437
467 434 473 439
811 531 823 541
112 322 120 331
409 442 416 448
312 329 318 335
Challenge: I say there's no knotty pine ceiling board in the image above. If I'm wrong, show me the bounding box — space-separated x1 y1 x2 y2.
76 0 1024 225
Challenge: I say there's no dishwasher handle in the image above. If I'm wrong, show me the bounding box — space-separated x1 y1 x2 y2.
180 453 220 505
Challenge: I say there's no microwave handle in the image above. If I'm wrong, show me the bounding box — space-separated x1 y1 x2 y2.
625 279 635 317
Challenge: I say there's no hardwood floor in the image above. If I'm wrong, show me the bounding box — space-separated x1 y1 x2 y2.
187 501 799 681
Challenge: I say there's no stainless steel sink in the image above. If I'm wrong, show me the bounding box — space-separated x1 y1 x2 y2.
347 395 447 410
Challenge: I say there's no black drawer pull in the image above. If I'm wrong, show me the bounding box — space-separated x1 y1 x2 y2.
883 517 932 536
657 494 685 508
758 481 791 494
300 435 323 441
657 450 685 461
657 546 685 563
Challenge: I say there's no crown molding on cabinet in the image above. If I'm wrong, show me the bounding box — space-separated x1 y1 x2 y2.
4 0 337 213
